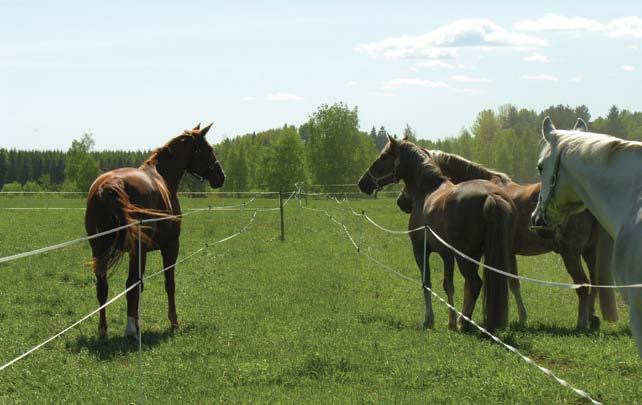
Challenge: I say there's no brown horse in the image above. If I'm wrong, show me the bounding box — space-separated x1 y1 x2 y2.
358 136 517 332
84 123 225 339
397 147 618 329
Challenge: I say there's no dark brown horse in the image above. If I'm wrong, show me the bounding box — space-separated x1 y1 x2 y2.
84 123 225 339
395 187 527 330
397 148 617 329
358 136 517 332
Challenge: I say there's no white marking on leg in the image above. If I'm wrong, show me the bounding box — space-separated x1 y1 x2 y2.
125 316 139 338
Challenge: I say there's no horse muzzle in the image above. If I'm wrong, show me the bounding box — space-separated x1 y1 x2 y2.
357 175 375 195
530 214 556 239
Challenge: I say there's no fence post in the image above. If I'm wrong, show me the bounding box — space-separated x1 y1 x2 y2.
279 189 285 242
137 221 144 402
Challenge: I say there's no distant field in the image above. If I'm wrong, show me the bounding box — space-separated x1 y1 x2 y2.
0 195 639 403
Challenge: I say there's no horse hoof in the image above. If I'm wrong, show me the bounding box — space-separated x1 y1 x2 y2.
170 322 179 331
98 328 107 339
459 320 476 334
447 321 457 331
422 319 434 329
589 315 601 331
125 316 140 339
575 321 589 330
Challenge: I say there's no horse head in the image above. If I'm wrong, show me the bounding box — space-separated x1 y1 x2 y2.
530 117 587 237
185 123 226 189
358 134 402 194
396 187 413 213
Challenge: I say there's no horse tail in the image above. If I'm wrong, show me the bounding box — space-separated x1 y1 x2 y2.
85 178 171 277
481 194 512 331
595 225 618 322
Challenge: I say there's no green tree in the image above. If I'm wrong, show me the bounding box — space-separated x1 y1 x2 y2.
604 105 626 138
0 149 7 190
471 109 500 166
65 133 100 192
306 103 374 185
403 124 418 142
262 126 308 191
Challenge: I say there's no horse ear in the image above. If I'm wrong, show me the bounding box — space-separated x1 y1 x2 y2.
199 123 213 137
387 134 396 144
193 123 201 131
573 118 588 132
402 133 408 141
542 116 556 143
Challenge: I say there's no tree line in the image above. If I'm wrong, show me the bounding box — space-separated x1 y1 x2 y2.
1 103 641 193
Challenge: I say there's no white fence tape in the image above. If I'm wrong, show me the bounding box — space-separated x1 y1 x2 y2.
358 212 642 290
303 204 602 405
0 211 259 372
0 222 137 264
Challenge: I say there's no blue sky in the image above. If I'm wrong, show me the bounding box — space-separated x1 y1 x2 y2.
1 0 641 150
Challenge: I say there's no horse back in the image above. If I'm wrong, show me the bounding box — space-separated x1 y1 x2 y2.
86 167 180 253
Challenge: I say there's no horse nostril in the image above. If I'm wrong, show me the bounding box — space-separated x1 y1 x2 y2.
532 215 547 228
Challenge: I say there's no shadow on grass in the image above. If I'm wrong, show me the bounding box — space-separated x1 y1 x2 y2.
66 324 198 361
508 321 631 338
357 312 415 331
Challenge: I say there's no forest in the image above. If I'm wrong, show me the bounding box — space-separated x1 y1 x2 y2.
1 103 641 193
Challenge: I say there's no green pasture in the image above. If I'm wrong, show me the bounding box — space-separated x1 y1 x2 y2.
0 195 639 403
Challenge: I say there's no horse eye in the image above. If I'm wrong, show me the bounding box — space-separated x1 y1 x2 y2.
537 164 543 172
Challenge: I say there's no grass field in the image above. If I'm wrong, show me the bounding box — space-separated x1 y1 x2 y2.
0 195 640 403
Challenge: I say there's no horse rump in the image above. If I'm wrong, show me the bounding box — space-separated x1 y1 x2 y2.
482 194 514 331
85 180 140 276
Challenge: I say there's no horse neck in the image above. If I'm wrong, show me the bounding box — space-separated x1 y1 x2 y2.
400 147 446 199
563 149 640 237
147 152 187 195
434 151 509 185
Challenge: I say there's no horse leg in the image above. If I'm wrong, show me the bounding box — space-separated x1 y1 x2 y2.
560 251 590 330
441 254 457 330
161 242 180 330
508 254 527 325
582 248 600 330
456 257 482 333
125 250 147 339
411 237 434 329
94 259 109 338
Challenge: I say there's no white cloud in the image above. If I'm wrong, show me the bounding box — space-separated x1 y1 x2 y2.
263 92 304 101
608 17 642 39
356 19 546 60
367 91 395 97
459 88 480 94
381 78 448 90
411 60 464 70
516 15 606 32
523 52 551 63
450 75 490 83
520 74 558 81
516 15 642 39
243 96 257 101
568 76 582 82
621 65 637 72
346 81 358 87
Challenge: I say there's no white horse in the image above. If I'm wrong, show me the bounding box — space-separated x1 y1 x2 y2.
531 116 642 357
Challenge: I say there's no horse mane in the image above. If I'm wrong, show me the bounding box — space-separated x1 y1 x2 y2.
139 130 197 214
399 141 445 192
546 130 642 163
142 131 195 167
430 150 512 185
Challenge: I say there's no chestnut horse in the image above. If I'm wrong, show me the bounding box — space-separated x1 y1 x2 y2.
359 136 517 332
84 123 225 339
397 144 618 329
